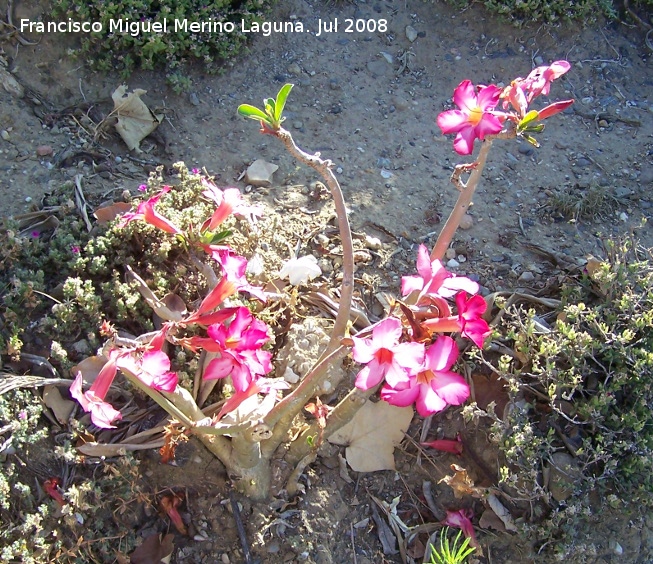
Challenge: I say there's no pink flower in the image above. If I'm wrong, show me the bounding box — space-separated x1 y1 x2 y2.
443 508 479 549
138 184 147 192
70 360 122 429
116 350 178 392
421 291 490 348
118 187 182 235
201 179 262 227
522 60 570 101
380 336 469 417
402 244 479 305
202 307 272 392
455 292 491 348
352 317 425 390
437 80 504 155
211 248 267 302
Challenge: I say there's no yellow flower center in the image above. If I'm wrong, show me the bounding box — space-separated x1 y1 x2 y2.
468 106 483 126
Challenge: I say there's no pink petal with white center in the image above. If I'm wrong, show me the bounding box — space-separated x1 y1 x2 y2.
150 371 178 392
401 274 424 296
437 109 470 135
431 371 470 406
70 371 90 411
380 382 420 408
372 317 403 348
415 244 431 277
203 355 235 381
351 335 377 364
415 384 448 416
391 341 426 372
383 359 414 389
453 126 477 155
462 317 491 349
475 113 504 140
452 80 477 112
475 84 502 111
355 362 384 390
425 336 459 372
440 276 479 298
140 350 171 376
87 393 123 429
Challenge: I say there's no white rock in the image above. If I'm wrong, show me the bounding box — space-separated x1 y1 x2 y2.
245 159 278 187
405 25 418 43
446 258 460 268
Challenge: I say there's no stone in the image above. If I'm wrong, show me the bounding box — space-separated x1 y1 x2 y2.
446 258 460 268
0 130 8 141
245 159 278 187
639 167 653 185
366 59 393 78
518 271 535 282
405 25 418 42
459 214 474 230
0 68 24 98
287 62 301 75
36 145 53 157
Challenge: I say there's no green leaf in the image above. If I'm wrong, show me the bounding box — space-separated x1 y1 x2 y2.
522 134 540 148
210 229 233 244
274 83 294 122
517 109 540 131
264 97 276 118
237 104 269 121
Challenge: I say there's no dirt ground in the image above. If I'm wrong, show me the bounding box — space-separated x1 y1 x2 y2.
2 0 653 562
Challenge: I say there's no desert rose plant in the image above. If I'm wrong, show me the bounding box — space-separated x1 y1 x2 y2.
70 65 572 509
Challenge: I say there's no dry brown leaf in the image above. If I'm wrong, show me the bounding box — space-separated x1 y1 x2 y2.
94 201 133 225
130 533 174 564
471 372 509 419
486 492 518 532
112 85 163 152
439 464 484 499
126 265 185 322
328 400 413 472
70 355 108 384
43 385 75 424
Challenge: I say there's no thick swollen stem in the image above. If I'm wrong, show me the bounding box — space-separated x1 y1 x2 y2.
286 384 378 464
431 139 494 262
261 345 350 458
274 128 354 354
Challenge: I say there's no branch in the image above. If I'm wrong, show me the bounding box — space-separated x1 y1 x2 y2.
431 131 515 262
274 128 354 354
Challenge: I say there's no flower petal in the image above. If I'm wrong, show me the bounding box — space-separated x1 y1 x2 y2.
380 382 420 408
355 363 384 390
453 126 477 155
430 371 470 406
452 80 477 113
415 384 448 416
425 336 459 372
437 109 469 135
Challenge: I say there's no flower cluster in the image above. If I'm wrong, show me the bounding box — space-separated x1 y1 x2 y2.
437 60 573 154
351 244 490 417
72 181 273 429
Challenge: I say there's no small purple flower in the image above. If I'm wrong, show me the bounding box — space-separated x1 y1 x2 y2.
18 410 27 420
31 230 40 238
192 168 200 175
138 184 147 192
71 245 81 254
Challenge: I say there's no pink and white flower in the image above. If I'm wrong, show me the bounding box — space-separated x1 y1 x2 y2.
437 80 504 155
352 317 425 390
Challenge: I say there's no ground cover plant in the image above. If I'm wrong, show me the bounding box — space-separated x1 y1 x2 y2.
2 46 653 562
51 0 276 91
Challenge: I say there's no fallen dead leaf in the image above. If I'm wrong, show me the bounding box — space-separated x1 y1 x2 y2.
94 201 133 225
130 533 174 564
43 385 75 424
328 400 413 472
70 355 109 384
112 85 163 152
439 464 484 499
